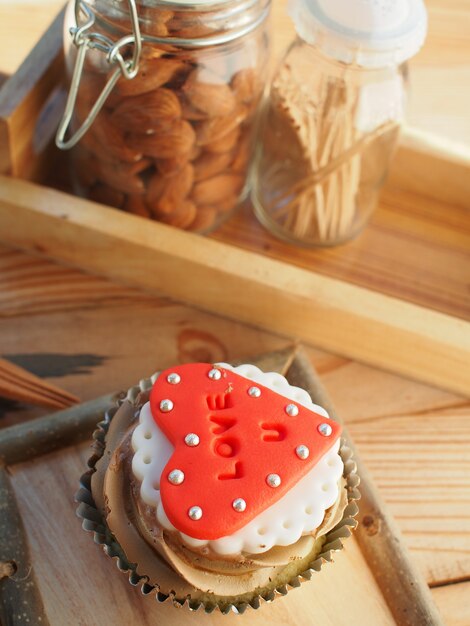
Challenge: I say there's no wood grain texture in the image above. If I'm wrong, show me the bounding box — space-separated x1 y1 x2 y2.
0 245 160 317
0 393 117 465
389 127 470 211
288 351 444 626
10 443 396 626
213 191 470 321
0 3 468 328
0 1 468 621
0 177 469 398
0 467 50 626
0 283 468 593
0 5 65 179
3 347 442 624
348 409 470 587
432 582 470 626
0 257 470 626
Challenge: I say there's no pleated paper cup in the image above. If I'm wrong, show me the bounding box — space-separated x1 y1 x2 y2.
76 375 360 614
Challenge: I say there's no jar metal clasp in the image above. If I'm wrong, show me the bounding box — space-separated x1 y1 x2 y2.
56 0 142 150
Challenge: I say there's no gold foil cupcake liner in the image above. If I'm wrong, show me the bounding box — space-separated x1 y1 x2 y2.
76 376 360 614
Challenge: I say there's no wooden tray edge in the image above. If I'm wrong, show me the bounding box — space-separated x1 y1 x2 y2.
0 347 444 625
0 174 469 397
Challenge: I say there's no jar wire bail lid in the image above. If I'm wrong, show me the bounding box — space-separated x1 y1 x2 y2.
56 0 271 150
56 0 142 150
288 0 428 68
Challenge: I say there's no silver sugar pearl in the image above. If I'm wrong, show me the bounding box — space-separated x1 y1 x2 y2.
160 399 174 412
232 498 247 512
208 368 222 380
266 473 281 488
167 372 181 385
168 469 184 485
188 506 203 520
318 423 333 437
248 386 261 398
296 445 310 460
285 403 299 417
184 433 200 447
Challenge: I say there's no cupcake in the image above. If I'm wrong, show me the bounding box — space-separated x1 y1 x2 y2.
78 362 359 613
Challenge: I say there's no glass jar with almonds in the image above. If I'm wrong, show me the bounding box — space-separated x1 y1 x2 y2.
251 0 427 247
57 0 270 233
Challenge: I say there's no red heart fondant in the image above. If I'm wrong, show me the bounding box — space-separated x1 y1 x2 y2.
150 363 342 540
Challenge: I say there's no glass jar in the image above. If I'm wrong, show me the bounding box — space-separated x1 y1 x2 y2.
58 0 271 233
251 0 427 247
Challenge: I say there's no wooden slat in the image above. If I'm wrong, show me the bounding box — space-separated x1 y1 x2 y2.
0 393 117 466
0 290 467 588
0 245 160 317
348 409 470 587
0 467 50 626
0 3 468 326
288 351 444 626
432 582 470 626
0 2 65 76
1 346 443 625
0 6 65 180
0 176 469 397
389 127 470 211
9 442 396 625
213 189 470 321
0 356 79 408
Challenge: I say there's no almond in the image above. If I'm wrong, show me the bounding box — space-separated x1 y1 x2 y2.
187 206 218 233
145 20 169 38
192 173 244 205
89 182 125 209
158 200 197 228
179 96 208 121
205 125 240 154
146 172 167 206
78 72 121 113
231 68 260 105
74 148 98 188
188 143 202 160
231 131 252 173
156 156 188 177
216 194 239 213
116 57 188 97
193 151 233 182
96 158 151 195
159 163 194 214
182 70 236 117
127 119 196 159
124 194 151 218
195 105 247 146
139 6 174 24
82 111 143 163
147 163 194 214
110 88 182 132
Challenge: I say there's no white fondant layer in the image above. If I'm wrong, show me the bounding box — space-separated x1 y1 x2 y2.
131 364 344 555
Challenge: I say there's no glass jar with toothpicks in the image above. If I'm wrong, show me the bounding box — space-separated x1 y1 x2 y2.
251 0 428 247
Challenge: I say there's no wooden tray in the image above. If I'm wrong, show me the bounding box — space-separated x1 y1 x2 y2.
0 8 469 398
0 347 443 626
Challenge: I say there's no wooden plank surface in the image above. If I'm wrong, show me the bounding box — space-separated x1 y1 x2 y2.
0 1 469 623
0 252 469 598
10 442 395 626
0 260 469 624
1 177 469 398
0 6 65 179
0 2 468 327
213 189 470 321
